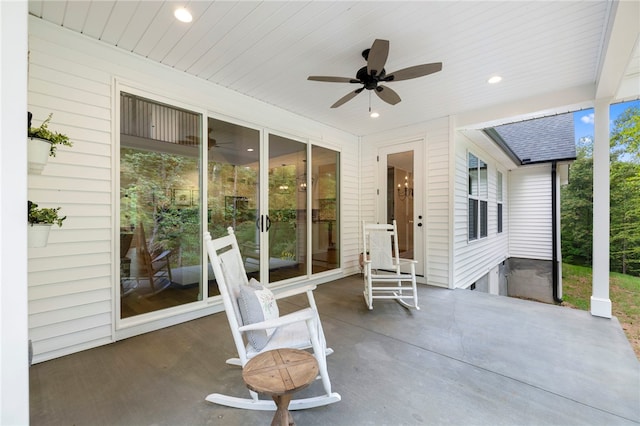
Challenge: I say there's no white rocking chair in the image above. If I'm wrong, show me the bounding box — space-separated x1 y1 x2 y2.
204 228 341 411
362 220 419 310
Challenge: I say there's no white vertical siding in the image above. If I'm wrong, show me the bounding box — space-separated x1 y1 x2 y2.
28 17 358 363
508 165 552 260
453 132 509 288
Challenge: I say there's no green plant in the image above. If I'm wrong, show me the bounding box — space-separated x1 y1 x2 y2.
28 201 66 227
28 113 72 157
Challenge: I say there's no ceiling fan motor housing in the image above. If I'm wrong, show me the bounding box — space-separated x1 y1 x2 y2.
356 66 386 90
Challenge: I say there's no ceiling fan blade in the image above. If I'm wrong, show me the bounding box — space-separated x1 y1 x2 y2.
330 88 364 108
386 62 443 82
367 39 389 77
308 76 359 83
375 85 401 105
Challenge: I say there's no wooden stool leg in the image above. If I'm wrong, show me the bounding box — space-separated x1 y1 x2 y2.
271 394 295 426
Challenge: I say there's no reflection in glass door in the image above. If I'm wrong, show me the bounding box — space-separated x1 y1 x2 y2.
379 141 424 277
119 92 202 318
207 118 261 294
387 151 414 260
268 135 307 283
312 146 340 273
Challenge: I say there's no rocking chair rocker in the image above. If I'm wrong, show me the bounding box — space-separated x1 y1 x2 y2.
204 228 341 411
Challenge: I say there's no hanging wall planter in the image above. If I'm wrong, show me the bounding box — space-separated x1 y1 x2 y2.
28 137 52 174
27 112 73 175
28 224 53 248
28 201 66 248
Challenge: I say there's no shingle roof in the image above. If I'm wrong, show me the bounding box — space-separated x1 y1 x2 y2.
484 113 577 165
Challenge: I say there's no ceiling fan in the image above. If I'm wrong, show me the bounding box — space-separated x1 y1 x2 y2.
308 39 442 108
179 129 231 150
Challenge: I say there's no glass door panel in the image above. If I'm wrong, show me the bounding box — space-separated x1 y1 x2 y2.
387 151 414 260
268 134 307 283
207 118 261 293
312 146 340 273
379 141 423 276
119 92 202 318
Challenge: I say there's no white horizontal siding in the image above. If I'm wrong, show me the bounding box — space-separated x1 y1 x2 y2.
453 132 509 288
508 166 552 260
358 118 452 286
28 21 113 363
425 118 451 287
358 140 378 257
338 140 360 274
28 17 359 363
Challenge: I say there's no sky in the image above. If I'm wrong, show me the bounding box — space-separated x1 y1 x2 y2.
573 99 640 143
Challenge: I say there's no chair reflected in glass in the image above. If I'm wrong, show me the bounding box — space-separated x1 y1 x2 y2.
121 222 173 297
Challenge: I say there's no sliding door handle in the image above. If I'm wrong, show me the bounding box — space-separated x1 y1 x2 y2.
265 215 271 232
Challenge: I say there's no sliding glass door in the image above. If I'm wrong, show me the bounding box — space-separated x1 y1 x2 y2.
119 92 203 318
207 118 261 292
119 92 340 321
267 134 307 283
312 146 340 272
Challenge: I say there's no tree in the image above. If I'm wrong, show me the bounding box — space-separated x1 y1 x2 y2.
610 106 640 162
561 104 640 276
561 144 593 266
609 105 640 275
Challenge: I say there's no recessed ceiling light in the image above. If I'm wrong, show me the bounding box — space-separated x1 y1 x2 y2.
247 148 254 152
174 8 193 23
488 75 502 84
370 111 380 118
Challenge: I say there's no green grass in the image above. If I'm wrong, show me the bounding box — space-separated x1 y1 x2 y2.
562 263 640 358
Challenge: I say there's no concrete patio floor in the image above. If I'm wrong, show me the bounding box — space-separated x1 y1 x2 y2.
30 275 639 425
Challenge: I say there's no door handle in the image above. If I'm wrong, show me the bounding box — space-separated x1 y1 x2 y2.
265 215 271 232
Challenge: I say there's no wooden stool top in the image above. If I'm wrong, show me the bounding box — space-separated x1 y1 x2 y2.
243 348 318 397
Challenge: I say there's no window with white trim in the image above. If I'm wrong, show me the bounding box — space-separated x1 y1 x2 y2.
468 152 488 241
497 170 503 234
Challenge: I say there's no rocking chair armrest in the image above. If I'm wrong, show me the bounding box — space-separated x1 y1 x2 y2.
274 284 317 300
238 307 316 332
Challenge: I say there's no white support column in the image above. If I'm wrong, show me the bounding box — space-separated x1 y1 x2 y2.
591 99 612 318
0 1 29 424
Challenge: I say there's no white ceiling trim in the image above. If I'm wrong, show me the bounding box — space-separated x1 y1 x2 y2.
596 0 640 100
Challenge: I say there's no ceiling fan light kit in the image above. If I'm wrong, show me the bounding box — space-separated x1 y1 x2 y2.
308 39 442 109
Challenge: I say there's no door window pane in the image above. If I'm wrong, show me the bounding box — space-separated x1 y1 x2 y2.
119 92 202 318
207 118 261 290
388 151 414 259
268 134 307 283
312 146 340 272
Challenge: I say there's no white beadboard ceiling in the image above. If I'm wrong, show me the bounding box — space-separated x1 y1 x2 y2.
28 1 639 137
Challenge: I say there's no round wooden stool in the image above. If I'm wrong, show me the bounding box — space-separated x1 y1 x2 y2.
242 348 319 426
